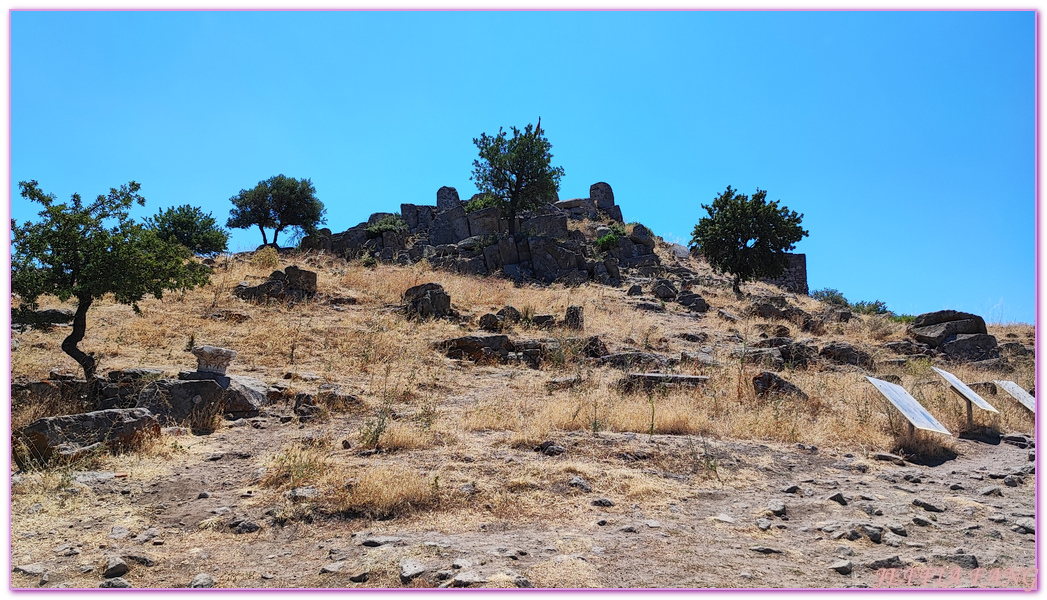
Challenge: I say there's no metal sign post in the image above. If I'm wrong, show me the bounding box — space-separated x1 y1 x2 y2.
994 380 1036 413
865 377 952 436
931 367 999 429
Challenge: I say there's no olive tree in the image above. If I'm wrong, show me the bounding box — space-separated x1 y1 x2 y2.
470 119 565 233
12 180 211 379
690 186 808 294
226 174 325 246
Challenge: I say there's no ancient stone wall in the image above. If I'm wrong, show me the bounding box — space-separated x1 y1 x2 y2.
762 253 808 295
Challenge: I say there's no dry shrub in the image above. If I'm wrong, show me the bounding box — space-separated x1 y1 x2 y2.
379 422 436 451
252 246 281 270
261 443 330 490
335 467 437 519
527 556 600 588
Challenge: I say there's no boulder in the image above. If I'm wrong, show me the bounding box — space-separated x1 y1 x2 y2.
940 333 998 362
467 206 502 237
819 341 874 368
497 236 520 266
596 352 673 370
730 347 785 370
430 205 472 246
436 186 460 211
437 335 513 362
520 213 569 240
564 306 584 330
403 283 454 320
677 293 709 312
590 182 615 211
529 238 583 284
478 313 503 332
232 279 283 302
136 378 259 425
651 279 678 300
618 373 708 392
753 371 808 400
14 408 160 468
497 306 522 323
909 310 987 347
177 372 270 416
628 224 655 248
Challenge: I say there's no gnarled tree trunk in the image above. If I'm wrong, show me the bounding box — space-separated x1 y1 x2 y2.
61 294 97 380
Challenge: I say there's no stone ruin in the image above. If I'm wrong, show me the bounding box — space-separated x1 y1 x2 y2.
301 182 660 286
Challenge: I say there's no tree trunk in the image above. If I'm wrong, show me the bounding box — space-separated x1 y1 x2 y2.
257 225 268 246
62 294 96 380
272 228 280 245
732 275 742 295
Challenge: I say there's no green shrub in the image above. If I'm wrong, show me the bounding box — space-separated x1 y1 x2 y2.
463 192 502 213
811 288 849 307
851 300 891 315
596 232 621 252
366 214 407 239
890 314 915 324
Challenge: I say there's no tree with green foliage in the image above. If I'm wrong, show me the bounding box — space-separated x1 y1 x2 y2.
12 180 212 380
689 186 808 294
470 119 565 234
227 174 326 246
147 204 229 256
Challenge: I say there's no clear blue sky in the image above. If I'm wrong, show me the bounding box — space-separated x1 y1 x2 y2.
10 10 1036 323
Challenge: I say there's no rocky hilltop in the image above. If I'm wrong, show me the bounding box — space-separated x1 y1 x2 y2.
301 182 657 286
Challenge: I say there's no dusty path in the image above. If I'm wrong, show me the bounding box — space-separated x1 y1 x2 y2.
10 407 1036 590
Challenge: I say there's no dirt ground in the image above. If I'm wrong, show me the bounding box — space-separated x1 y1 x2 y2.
10 393 1036 591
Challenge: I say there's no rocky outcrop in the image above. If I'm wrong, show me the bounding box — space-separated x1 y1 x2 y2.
14 408 160 468
908 310 998 362
233 265 319 303
301 182 654 287
403 283 455 320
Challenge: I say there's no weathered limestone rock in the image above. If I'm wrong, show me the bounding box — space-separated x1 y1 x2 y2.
564 306 584 330
590 182 615 211
436 186 460 211
467 206 502 237
618 372 708 392
14 408 160 468
437 335 513 362
819 341 874 368
430 205 471 246
753 371 808 400
190 345 236 375
520 213 568 240
403 283 454 320
940 333 999 362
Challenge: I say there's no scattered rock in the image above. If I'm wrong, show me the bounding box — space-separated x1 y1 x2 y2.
13 563 47 577
567 476 591 493
99 578 132 588
1013 517 1035 534
592 498 615 507
752 371 807 400
828 492 847 506
189 573 216 588
767 500 786 517
102 556 129 578
756 518 772 531
912 516 934 527
749 546 782 554
830 560 853 575
362 536 403 547
399 559 429 584
912 498 945 513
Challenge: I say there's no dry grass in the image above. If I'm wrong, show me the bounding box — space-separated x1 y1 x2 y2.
10 247 1036 532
